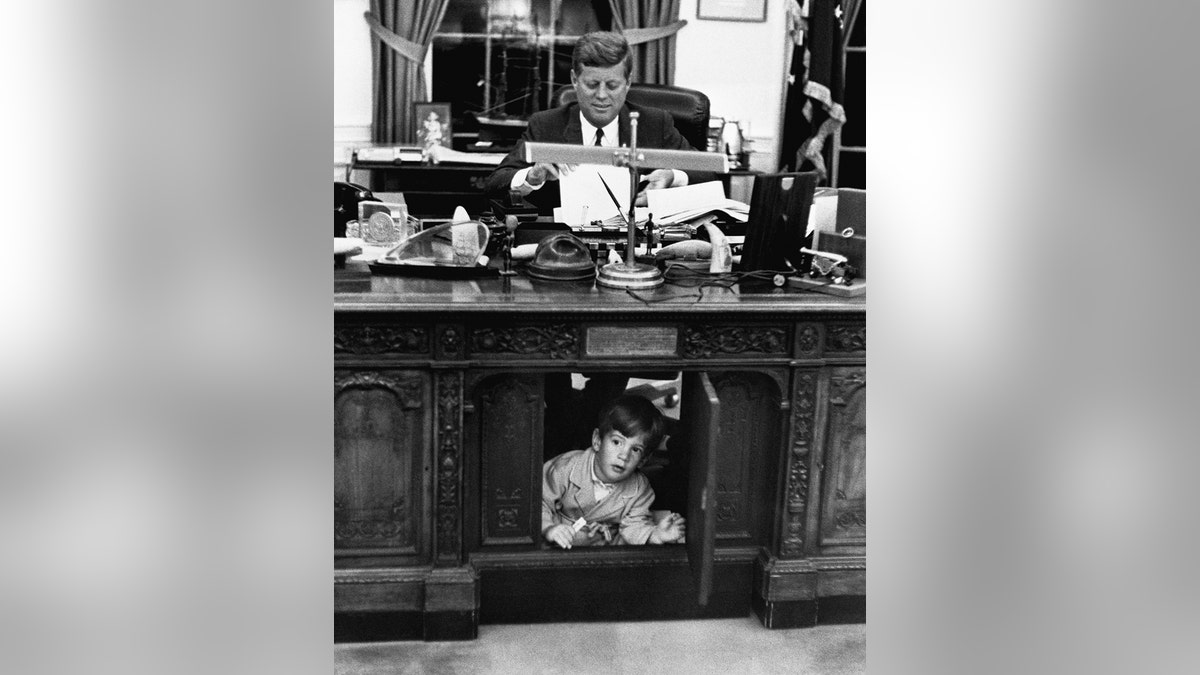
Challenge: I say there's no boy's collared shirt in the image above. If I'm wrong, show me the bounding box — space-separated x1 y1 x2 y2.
589 458 615 502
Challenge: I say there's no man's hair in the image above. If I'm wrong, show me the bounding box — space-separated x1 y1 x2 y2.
572 31 633 79
596 394 665 452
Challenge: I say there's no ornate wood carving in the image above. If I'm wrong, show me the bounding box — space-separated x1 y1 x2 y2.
681 326 789 359
829 371 867 404
334 372 423 410
781 370 819 557
835 509 866 529
796 323 821 356
334 371 425 552
335 498 408 543
825 324 866 352
708 372 778 542
438 325 464 359
470 324 579 359
478 375 541 545
821 367 866 543
435 371 463 564
497 507 519 529
715 495 739 522
335 326 428 355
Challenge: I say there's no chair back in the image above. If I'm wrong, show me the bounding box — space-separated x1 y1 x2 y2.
552 84 711 151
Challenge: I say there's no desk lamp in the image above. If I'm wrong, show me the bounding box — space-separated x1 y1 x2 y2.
525 112 728 290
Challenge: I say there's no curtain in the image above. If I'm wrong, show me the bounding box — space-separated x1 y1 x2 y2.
779 0 846 180
607 0 686 85
365 0 451 144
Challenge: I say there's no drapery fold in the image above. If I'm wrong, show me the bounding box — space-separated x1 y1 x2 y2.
607 0 684 85
779 0 846 180
366 0 451 144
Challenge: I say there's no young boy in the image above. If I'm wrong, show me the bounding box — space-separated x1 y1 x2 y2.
542 394 686 548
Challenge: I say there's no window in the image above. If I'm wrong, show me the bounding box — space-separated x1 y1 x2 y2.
431 0 613 147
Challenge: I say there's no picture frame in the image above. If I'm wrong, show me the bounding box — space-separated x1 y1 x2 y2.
413 102 453 148
697 0 767 22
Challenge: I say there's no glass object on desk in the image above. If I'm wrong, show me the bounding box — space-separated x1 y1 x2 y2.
357 201 414 247
707 116 725 152
379 220 490 267
721 119 745 168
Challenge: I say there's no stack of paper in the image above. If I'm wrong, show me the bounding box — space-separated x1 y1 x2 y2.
427 145 506 165
645 181 750 226
559 164 634 223
355 146 424 163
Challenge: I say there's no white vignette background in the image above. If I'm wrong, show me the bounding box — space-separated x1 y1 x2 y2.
3 2 1200 674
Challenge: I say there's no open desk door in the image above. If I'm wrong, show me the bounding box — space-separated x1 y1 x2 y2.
683 371 720 606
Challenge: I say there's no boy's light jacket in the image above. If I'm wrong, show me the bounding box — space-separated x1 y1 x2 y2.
541 448 656 545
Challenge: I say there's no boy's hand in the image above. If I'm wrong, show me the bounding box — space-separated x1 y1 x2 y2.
649 512 686 544
545 524 576 549
583 522 615 544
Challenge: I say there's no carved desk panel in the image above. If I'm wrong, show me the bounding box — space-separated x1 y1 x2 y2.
334 263 865 639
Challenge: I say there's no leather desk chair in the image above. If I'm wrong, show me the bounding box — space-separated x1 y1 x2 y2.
551 84 712 151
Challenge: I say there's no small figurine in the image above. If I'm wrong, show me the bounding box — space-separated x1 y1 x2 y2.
499 215 520 276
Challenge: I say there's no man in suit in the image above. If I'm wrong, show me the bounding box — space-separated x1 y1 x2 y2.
489 32 700 455
485 31 703 214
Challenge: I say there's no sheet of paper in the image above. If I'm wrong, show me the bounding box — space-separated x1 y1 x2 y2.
558 164 633 224
807 193 839 236
645 180 728 218
427 145 506 165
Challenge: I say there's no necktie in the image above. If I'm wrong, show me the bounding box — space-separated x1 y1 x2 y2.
593 129 604 146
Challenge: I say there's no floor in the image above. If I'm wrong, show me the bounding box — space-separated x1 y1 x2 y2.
334 614 866 675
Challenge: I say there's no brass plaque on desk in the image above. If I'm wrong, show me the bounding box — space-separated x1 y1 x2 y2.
586 326 678 357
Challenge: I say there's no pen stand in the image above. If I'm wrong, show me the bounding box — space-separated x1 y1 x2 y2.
596 258 663 290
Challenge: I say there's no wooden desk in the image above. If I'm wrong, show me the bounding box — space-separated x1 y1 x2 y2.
334 263 865 640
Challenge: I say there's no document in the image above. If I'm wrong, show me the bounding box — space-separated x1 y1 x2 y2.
645 180 749 225
558 164 634 224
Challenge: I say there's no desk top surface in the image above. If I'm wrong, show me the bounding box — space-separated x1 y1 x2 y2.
335 260 864 315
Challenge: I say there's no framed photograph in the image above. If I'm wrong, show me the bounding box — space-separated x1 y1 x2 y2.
413 102 452 148
697 0 767 22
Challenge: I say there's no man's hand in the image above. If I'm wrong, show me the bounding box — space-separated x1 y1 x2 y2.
648 512 686 544
544 524 575 549
634 169 676 206
526 162 563 187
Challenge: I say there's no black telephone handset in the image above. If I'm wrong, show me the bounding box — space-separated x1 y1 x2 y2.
334 181 375 237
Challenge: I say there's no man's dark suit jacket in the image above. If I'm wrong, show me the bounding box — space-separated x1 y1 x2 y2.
484 102 711 214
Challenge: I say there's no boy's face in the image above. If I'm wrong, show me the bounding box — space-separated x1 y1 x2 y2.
591 428 650 484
